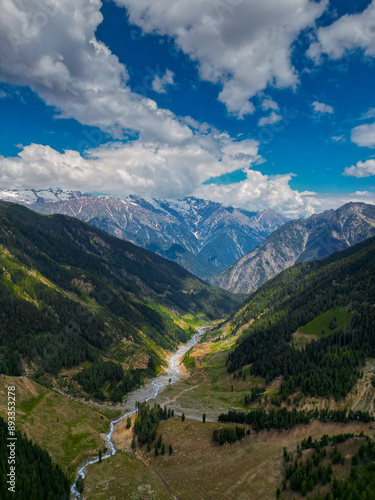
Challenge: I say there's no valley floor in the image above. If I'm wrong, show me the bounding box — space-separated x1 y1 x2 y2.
1 330 374 499
85 418 374 500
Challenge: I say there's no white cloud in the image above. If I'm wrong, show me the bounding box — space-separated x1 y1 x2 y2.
0 0 329 217
116 0 327 117
351 122 375 148
2 141 373 217
195 170 321 217
258 111 282 127
0 140 323 217
0 89 6 98
2 0 366 219
0 0 191 143
331 135 345 143
361 108 375 120
312 101 334 114
308 1 375 62
262 99 279 111
0 136 260 198
344 159 375 178
152 69 175 94
311 192 375 212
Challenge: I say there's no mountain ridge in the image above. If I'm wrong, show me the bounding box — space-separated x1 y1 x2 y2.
9 191 289 278
209 201 375 294
0 200 241 400
0 187 93 204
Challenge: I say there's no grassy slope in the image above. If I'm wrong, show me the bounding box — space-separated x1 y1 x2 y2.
0 200 242 399
0 200 241 320
0 375 120 482
299 306 352 337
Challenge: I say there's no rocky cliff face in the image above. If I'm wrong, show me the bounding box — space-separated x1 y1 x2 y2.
209 202 375 293
21 193 288 278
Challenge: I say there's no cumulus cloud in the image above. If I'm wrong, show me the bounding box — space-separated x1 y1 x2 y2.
308 1 375 62
116 0 327 117
351 122 375 148
0 140 323 216
2 0 360 218
195 172 321 217
262 99 279 111
152 69 175 94
258 111 282 127
315 191 375 211
312 101 334 114
344 159 375 178
0 136 260 197
0 0 191 143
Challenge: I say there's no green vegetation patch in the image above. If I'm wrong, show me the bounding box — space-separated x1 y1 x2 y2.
0 377 120 481
299 306 352 337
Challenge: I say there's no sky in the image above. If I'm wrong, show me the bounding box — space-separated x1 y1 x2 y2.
0 0 375 217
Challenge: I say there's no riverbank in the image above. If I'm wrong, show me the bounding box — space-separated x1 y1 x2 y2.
71 326 208 498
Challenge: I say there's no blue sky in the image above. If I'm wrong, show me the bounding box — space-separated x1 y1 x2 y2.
0 0 375 216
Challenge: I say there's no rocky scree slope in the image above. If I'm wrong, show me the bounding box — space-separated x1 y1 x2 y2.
210 202 375 294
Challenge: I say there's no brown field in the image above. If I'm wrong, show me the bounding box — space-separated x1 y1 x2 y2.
84 415 374 500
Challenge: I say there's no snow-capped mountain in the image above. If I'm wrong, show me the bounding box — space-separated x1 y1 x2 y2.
0 188 93 205
22 193 288 279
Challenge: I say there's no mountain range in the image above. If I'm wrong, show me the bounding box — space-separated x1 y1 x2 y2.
0 187 93 204
0 189 288 279
210 202 375 294
0 200 240 399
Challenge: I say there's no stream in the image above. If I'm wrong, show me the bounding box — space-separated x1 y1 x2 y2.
70 326 207 498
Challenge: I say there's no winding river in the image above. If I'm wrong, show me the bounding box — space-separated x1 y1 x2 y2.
71 326 207 498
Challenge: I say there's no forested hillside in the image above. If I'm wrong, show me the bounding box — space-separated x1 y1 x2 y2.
0 416 70 499
0 201 241 400
225 235 375 401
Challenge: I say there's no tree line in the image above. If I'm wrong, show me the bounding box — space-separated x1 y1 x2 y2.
0 416 70 499
226 235 375 401
218 408 373 432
